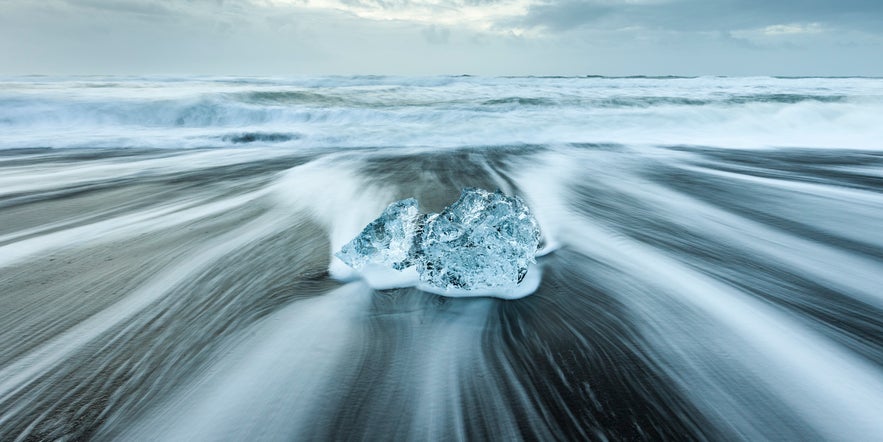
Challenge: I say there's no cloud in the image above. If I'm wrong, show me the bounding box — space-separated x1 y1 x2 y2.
761 23 825 36
61 0 234 17
266 0 536 32
510 0 883 35
518 1 614 31
69 0 174 17
0 0 881 75
27 0 883 38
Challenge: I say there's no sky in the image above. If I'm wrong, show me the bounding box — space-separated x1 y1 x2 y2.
1 0 882 76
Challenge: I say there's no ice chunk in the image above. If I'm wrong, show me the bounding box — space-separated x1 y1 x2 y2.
335 198 421 271
417 188 540 291
334 189 542 297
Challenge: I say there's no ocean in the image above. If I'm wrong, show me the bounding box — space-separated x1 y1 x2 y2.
1 75 882 440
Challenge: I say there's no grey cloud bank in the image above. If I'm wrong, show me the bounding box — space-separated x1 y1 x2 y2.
518 0 883 33
1 0 881 75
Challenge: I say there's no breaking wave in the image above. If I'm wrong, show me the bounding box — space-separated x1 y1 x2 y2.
0 75 881 150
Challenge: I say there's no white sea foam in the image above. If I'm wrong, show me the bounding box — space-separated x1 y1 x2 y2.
1 76 882 150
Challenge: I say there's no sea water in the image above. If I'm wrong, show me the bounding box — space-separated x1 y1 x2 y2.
1 75 882 440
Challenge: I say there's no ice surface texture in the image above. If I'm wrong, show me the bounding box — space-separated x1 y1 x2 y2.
418 189 541 290
335 198 421 271
336 188 541 293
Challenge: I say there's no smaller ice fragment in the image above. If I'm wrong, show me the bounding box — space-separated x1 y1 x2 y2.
417 188 540 291
335 198 421 271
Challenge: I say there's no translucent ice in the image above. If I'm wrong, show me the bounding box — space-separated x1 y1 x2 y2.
335 198 421 271
417 188 540 291
335 189 541 295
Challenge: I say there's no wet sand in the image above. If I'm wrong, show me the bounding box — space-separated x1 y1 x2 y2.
2 145 882 440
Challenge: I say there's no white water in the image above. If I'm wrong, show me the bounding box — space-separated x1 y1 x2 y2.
1 76 882 440
2 76 882 150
